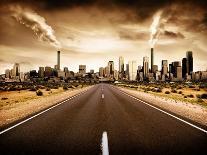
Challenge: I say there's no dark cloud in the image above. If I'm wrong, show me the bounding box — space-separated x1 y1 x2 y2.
0 0 206 22
164 31 185 39
118 31 148 40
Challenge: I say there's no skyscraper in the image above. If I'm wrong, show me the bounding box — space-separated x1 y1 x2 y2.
151 48 154 72
143 56 149 78
182 58 187 78
38 67 44 78
79 65 86 74
108 61 114 75
99 67 104 77
57 51 60 70
152 65 158 74
162 60 168 75
172 61 181 77
186 51 193 75
119 56 124 73
64 67 69 73
176 66 182 81
128 61 137 81
13 63 20 77
104 66 110 77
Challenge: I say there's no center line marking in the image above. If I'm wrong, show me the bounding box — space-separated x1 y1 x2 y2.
102 94 104 99
101 131 109 155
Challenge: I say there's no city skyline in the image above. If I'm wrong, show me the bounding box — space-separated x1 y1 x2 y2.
0 1 207 74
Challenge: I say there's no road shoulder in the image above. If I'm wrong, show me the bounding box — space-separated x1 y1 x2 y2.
116 86 207 127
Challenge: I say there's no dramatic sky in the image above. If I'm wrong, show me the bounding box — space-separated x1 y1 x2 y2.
0 0 207 73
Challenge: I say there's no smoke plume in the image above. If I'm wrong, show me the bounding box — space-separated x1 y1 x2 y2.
9 5 61 49
149 11 164 48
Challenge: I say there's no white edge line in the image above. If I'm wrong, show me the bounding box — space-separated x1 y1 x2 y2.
112 85 207 134
0 89 88 135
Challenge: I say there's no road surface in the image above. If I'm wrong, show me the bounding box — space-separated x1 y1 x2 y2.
0 84 207 155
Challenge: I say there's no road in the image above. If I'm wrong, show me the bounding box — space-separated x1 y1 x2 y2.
0 84 207 155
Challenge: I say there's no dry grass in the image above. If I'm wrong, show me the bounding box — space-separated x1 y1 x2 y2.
0 86 93 127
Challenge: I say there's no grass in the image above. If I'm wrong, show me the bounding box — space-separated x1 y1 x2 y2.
118 84 207 107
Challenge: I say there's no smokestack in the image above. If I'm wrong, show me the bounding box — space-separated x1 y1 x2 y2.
151 48 154 72
57 51 60 70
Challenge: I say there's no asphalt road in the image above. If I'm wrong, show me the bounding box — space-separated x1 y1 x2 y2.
0 84 207 155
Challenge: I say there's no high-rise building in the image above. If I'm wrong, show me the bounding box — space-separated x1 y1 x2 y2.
64 67 69 73
5 69 10 78
143 56 149 78
79 65 86 74
152 65 158 74
151 48 154 72
90 69 94 74
138 65 142 72
57 51 60 70
108 61 114 75
99 67 104 77
162 60 168 75
104 66 110 77
128 61 137 81
125 64 129 79
38 67 44 78
172 61 181 77
45 66 52 77
114 70 119 80
119 56 124 73
186 51 193 75
182 58 187 78
13 63 20 78
176 66 182 81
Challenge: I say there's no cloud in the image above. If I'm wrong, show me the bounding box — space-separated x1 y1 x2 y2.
163 30 185 39
118 30 148 40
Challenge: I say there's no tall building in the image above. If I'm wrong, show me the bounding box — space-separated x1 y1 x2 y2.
128 61 137 81
171 61 181 77
162 60 168 75
104 66 110 77
186 51 193 75
108 61 114 75
13 63 20 78
151 48 154 72
119 56 124 73
176 66 182 81
45 66 52 77
64 67 69 73
38 67 44 78
90 69 94 74
57 51 60 70
114 70 119 80
99 67 104 77
5 69 10 78
79 65 86 74
152 65 158 74
182 58 187 78
143 56 149 78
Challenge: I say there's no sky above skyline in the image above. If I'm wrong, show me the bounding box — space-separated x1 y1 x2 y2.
0 0 207 73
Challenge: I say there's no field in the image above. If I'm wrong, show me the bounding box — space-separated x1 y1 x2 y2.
117 83 207 107
0 84 92 127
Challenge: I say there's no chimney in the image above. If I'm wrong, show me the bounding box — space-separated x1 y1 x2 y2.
151 48 154 72
57 51 60 70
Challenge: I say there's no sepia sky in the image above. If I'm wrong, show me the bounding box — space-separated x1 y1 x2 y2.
0 0 207 73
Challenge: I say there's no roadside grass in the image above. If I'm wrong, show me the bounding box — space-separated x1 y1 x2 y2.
117 85 207 108
0 85 87 110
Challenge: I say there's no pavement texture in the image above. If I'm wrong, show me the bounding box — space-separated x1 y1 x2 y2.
0 84 206 155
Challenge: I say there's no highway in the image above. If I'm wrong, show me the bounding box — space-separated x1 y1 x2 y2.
0 84 207 155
